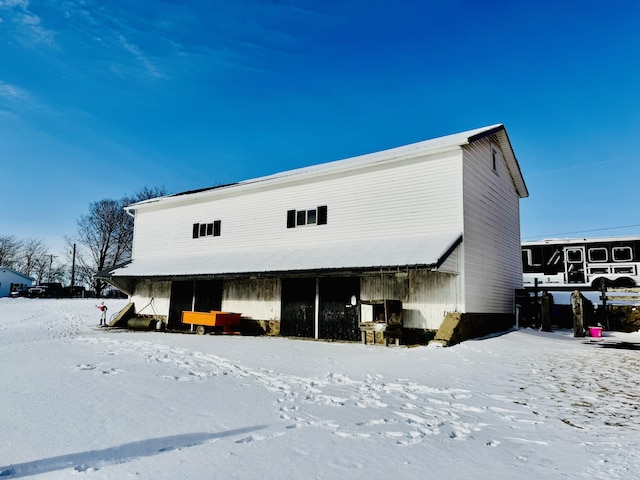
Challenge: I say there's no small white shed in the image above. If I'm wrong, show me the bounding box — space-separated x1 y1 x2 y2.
101 124 528 343
0 267 35 297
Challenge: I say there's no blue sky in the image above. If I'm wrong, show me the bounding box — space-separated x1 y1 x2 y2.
1 0 639 256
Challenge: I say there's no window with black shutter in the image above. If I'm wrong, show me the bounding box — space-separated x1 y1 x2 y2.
192 220 222 238
317 205 327 225
287 210 296 228
287 206 328 228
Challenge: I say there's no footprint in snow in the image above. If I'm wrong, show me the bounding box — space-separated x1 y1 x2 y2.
74 363 97 371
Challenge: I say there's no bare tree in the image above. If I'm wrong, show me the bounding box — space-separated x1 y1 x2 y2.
0 234 22 268
16 238 49 278
74 186 167 296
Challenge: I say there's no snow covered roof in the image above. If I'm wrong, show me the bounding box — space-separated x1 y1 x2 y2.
128 124 527 212
0 266 36 282
101 232 462 279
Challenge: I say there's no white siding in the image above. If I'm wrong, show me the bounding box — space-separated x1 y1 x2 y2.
361 269 461 330
131 280 171 316
222 278 281 320
131 149 464 260
461 136 522 313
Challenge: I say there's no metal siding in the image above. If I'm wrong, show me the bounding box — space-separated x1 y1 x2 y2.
131 150 464 259
462 137 522 314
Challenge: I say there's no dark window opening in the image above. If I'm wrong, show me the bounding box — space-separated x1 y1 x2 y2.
588 248 607 262
296 210 307 226
613 246 632 262
307 209 317 224
566 249 583 263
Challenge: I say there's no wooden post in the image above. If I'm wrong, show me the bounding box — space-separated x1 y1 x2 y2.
540 292 552 332
571 290 585 337
534 278 540 326
600 281 609 330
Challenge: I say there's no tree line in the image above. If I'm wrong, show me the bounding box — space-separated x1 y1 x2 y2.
1 186 166 297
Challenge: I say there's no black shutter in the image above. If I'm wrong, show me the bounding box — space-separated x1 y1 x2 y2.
192 223 200 238
317 205 327 225
287 210 296 228
214 220 221 236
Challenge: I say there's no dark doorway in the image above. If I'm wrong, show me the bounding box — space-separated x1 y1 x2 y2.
281 278 315 337
319 277 360 341
168 280 223 328
194 280 222 312
168 281 193 328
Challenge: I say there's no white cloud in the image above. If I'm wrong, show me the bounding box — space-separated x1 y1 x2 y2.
116 33 165 80
0 0 56 46
0 80 30 102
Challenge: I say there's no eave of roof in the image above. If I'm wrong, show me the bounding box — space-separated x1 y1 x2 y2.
98 232 462 280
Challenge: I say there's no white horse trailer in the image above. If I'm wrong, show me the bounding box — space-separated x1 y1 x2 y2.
522 236 640 289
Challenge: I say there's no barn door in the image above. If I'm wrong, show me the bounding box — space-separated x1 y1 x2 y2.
319 277 360 341
168 281 194 328
280 278 315 337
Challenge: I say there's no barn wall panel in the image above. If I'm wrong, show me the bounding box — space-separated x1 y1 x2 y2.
462 136 522 314
131 150 464 259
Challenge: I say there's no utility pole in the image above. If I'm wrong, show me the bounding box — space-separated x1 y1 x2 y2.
70 243 76 297
48 255 57 282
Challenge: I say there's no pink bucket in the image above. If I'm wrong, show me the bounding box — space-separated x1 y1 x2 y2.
589 327 603 338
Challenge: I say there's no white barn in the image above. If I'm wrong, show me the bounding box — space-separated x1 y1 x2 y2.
0 267 35 297
101 124 528 344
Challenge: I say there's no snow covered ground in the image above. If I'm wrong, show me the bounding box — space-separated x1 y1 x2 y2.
1 298 639 479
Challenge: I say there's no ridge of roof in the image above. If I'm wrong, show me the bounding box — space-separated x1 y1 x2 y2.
130 124 525 209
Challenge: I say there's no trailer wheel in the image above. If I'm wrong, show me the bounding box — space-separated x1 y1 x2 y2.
195 325 206 335
613 277 635 288
591 278 609 289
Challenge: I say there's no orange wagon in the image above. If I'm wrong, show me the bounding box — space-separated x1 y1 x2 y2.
181 310 242 335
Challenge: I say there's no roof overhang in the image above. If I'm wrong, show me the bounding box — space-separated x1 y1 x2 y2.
99 232 462 284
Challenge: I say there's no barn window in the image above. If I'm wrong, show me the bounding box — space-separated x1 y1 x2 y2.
307 209 317 224
192 220 222 238
490 143 502 174
287 206 327 228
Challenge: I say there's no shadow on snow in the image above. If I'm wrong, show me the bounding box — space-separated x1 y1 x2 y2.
0 426 267 478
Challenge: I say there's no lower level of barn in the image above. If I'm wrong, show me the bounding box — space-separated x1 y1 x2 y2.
108 268 463 342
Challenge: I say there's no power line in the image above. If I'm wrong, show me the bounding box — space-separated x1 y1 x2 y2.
523 223 640 241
